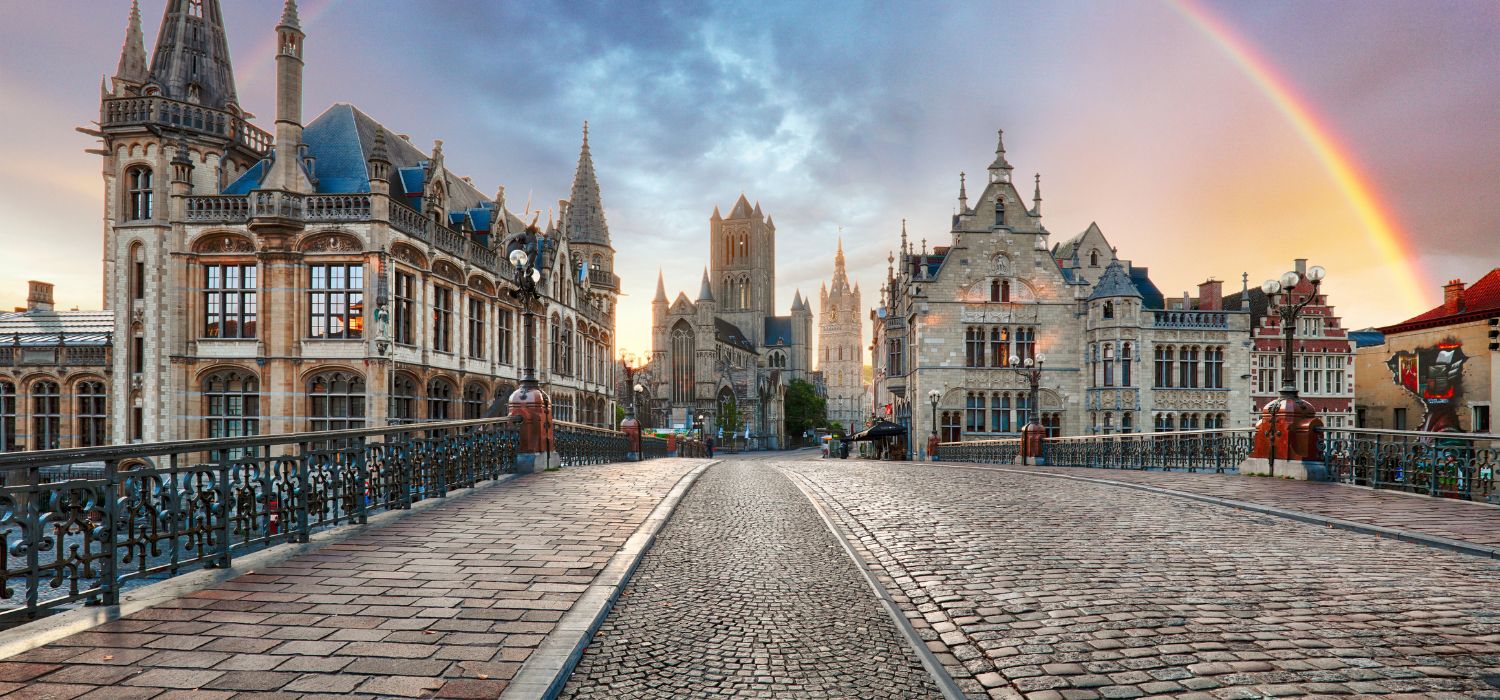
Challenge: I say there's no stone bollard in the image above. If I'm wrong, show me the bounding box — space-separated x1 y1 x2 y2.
509 384 559 473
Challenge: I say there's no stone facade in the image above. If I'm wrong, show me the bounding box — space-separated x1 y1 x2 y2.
649 197 814 448
95 0 619 444
0 282 114 453
871 131 1252 457
819 239 866 431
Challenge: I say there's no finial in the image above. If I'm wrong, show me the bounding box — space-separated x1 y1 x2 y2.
958 171 968 209
1032 173 1042 215
432 139 444 159
582 120 589 148
921 238 928 256
989 128 1013 173
279 0 301 30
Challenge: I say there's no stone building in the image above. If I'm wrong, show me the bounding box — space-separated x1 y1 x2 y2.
1222 260 1357 429
1355 271 1500 433
870 131 1252 457
819 239 866 431
0 282 114 453
93 0 619 444
649 196 814 448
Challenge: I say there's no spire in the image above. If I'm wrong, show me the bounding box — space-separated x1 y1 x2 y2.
261 0 310 193
147 0 239 110
792 289 804 311
899 219 908 256
958 171 968 212
654 270 668 303
1032 173 1042 216
367 128 391 183
565 121 611 247
698 268 715 302
728 194 754 219
279 0 301 29
114 0 148 89
988 128 1012 182
711 206 722 222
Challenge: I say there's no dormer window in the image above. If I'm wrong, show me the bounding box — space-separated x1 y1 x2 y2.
1090 250 1100 267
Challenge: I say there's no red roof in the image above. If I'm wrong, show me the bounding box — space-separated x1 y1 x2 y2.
1381 268 1500 334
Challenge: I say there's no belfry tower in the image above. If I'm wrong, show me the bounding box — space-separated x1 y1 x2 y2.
819 236 865 430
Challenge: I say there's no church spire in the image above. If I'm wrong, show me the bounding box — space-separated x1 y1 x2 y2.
565 121 611 247
958 171 969 212
988 128 1013 183
654 269 668 303
147 0 240 111
113 0 149 91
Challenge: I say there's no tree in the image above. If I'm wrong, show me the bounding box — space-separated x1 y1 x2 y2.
827 420 845 437
785 379 827 445
716 396 744 435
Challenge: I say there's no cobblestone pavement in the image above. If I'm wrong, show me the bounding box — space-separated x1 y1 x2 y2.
560 459 942 699
784 459 1500 700
1000 464 1500 549
0 459 705 699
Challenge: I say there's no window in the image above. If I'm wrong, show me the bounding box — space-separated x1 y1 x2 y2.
1016 392 1031 428
887 337 904 376
497 307 514 365
133 336 144 374
1121 412 1133 434
432 285 453 352
1257 354 1279 394
390 374 417 425
1179 346 1199 388
1089 250 1099 267
940 410 961 443
204 371 258 457
1103 412 1113 435
990 280 1011 303
1301 355 1323 394
1015 327 1035 364
0 381 15 452
1043 412 1062 438
308 264 364 339
995 195 1005 225
990 327 1009 368
562 321 575 376
493 385 513 418
1121 343 1133 387
427 379 455 421
127 166 153 220
1103 344 1115 387
463 383 486 419
1393 407 1408 431
394 271 416 346
308 372 365 432
30 381 61 450
467 297 485 359
1204 347 1224 389
966 392 985 433
1155 346 1171 388
990 392 1011 432
672 321 695 403
76 380 107 447
1325 355 1346 395
1473 405 1490 433
1298 316 1325 337
965 327 985 368
133 260 146 300
204 264 257 338
1103 302 1114 320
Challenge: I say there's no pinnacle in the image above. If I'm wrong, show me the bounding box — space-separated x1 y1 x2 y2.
280 0 301 30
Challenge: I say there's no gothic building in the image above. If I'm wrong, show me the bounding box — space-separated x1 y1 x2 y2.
93 0 620 444
819 239 866 430
870 130 1252 457
650 196 814 448
0 282 114 454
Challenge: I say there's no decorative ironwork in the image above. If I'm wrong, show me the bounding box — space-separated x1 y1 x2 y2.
555 421 631 466
939 429 1253 473
1322 428 1499 503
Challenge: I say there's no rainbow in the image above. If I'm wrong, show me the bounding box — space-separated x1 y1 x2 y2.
1170 0 1430 309
237 0 342 90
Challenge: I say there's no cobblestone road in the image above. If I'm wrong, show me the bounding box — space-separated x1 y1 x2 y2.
0 459 704 699
560 459 942 699
785 459 1500 700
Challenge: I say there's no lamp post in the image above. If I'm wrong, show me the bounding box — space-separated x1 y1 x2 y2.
1244 264 1328 478
618 352 645 460
927 388 942 461
1007 353 1046 464
504 228 557 472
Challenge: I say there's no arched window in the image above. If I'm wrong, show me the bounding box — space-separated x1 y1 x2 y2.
671 321 695 403
1155 346 1174 388
0 381 15 452
1103 344 1115 387
1102 301 1114 320
990 392 1010 432
76 380 108 447
30 381 61 450
204 371 258 458
1121 343 1133 386
493 384 514 418
427 378 456 421
990 327 1009 368
994 195 1005 226
308 372 365 432
1180 346 1199 388
965 392 985 433
390 374 418 425
127 166 153 220
1121 412 1133 434
463 382 486 420
965 327 985 368
1103 412 1114 435
1089 249 1099 267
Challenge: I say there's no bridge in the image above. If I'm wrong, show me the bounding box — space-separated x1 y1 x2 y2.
2 424 1499 699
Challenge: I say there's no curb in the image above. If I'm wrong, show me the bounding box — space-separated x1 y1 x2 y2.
937 462 1500 561
0 473 521 661
499 459 718 700
779 467 970 700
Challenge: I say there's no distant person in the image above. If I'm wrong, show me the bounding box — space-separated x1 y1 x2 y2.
706 437 715 458
928 432 940 461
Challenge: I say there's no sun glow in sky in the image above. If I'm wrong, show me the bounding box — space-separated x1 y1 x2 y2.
1 1 1498 358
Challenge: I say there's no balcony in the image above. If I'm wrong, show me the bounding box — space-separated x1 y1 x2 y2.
186 193 372 225
102 95 272 154
1152 310 1229 329
588 268 620 290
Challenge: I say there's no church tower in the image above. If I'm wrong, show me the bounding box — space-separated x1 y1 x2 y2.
709 195 776 346
564 122 616 297
819 237 865 428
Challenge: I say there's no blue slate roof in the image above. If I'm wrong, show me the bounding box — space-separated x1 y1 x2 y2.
1349 329 1386 348
301 104 372 194
715 318 756 352
1059 266 1076 284
222 159 266 195
764 317 793 346
1129 266 1166 309
1088 260 1140 300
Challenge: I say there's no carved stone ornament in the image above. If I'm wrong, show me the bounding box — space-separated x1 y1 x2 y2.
993 254 1012 276
198 235 253 254
392 244 427 269
305 234 358 253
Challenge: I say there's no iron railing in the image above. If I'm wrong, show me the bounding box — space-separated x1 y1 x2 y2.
0 417 529 622
642 436 668 459
1323 427 1499 503
938 429 1253 473
555 421 631 466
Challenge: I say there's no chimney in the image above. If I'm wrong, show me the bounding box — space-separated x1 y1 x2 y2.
1443 279 1465 313
1197 279 1223 311
27 280 54 312
1294 258 1307 276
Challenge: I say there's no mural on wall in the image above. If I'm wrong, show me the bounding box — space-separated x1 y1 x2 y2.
1385 339 1468 432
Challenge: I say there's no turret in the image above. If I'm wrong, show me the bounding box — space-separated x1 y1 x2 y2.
145 0 239 110
112 0 148 95
261 0 312 193
987 128 1013 184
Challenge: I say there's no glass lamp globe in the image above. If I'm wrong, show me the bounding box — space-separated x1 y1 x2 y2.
1024 357 1035 368
1307 265 1326 282
509 249 528 267
1261 279 1282 295
1009 355 1021 366
633 383 644 393
928 389 941 402
530 269 542 284
1280 271 1301 289
1036 353 1046 364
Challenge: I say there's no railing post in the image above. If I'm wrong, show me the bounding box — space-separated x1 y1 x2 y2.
215 451 232 569
353 439 369 526
98 458 120 607
295 444 312 542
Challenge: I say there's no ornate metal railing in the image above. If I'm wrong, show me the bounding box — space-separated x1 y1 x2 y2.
939 438 1021 464
555 421 631 466
1152 310 1230 329
1322 428 1499 503
0 417 520 622
642 436 668 459
1045 430 1252 472
588 269 620 290
101 95 273 154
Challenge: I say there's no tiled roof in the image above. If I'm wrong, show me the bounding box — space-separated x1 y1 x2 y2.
715 318 756 352
1221 288 1270 323
1381 268 1500 334
1129 266 1165 309
1088 260 1140 300
0 310 114 346
1349 329 1386 348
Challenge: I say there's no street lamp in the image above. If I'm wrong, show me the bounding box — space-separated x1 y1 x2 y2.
1261 265 1325 400
503 225 557 471
1007 353 1046 463
927 388 942 436
1251 264 1328 474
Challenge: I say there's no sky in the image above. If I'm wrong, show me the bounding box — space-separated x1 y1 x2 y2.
1 0 1498 360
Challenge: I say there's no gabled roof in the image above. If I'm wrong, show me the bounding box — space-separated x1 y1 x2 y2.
1221 288 1270 323
727 194 754 220
1381 268 1500 334
715 318 756 352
